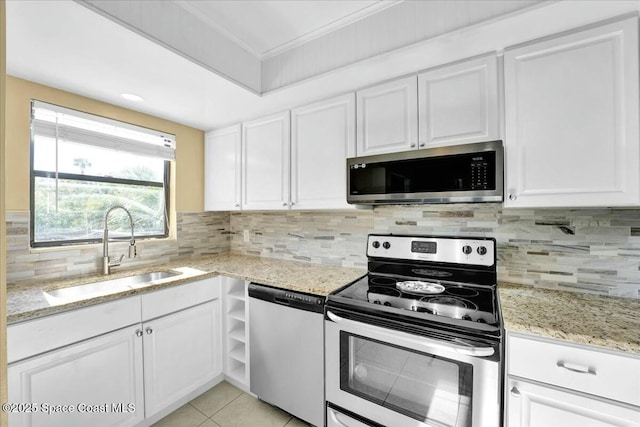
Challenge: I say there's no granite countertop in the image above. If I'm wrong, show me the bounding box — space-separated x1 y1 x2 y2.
8 256 640 355
499 283 640 354
7 253 366 324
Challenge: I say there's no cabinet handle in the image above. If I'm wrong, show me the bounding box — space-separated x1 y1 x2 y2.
135 330 143 337
410 143 416 148
234 204 240 208
510 386 520 397
419 142 426 147
557 361 596 376
290 202 295 206
282 202 287 207
145 327 153 335
508 194 517 201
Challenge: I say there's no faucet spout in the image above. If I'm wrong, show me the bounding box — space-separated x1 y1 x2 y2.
103 206 137 275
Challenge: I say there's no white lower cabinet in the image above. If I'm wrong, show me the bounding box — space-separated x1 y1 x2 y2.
8 324 144 427
142 300 221 418
506 332 640 427
8 277 222 427
507 378 640 427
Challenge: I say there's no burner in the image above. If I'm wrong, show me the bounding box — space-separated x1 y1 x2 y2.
396 281 445 295
369 276 397 286
367 286 401 297
446 287 480 298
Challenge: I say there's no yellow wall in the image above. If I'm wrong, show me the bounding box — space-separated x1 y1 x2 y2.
5 76 204 212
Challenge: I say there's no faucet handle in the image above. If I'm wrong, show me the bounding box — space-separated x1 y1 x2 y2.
108 254 125 266
129 242 137 258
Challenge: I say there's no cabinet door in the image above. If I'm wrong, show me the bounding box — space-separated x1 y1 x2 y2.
506 378 640 427
356 76 418 156
143 300 222 418
242 111 290 210
204 125 241 211
418 54 499 148
8 325 144 427
291 93 356 210
504 17 639 207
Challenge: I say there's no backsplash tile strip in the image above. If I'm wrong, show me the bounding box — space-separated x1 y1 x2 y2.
230 205 640 299
8 204 640 298
6 211 231 286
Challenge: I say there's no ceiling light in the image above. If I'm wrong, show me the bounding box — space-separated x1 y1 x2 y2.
121 93 144 102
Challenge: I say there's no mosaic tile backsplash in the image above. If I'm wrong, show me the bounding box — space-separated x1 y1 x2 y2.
230 205 640 299
7 205 640 298
6 211 230 286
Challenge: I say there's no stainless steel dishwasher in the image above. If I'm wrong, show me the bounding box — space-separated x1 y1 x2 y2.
249 282 325 427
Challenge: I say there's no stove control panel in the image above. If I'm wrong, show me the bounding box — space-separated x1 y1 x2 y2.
367 235 495 267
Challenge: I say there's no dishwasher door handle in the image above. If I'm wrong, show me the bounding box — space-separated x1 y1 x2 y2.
326 310 494 358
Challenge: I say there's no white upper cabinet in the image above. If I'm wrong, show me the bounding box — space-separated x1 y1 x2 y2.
356 75 418 156
418 54 499 148
504 17 640 208
291 94 356 210
242 111 291 210
204 125 242 211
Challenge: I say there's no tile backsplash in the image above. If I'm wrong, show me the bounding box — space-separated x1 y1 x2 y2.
6 211 230 286
7 205 640 298
231 205 640 299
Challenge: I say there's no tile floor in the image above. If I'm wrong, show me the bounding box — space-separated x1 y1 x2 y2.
152 382 310 427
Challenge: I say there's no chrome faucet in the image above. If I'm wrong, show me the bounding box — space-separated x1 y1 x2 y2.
103 206 137 275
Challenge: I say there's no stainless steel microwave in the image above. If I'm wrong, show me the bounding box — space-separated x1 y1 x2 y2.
347 140 504 205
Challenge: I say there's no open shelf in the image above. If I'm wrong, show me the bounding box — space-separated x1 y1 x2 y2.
223 277 249 391
228 324 245 342
229 343 246 363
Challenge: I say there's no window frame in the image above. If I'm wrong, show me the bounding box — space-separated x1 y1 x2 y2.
29 101 172 248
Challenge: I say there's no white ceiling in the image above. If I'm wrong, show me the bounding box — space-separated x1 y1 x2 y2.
6 0 408 131
8 1 614 133
176 0 395 59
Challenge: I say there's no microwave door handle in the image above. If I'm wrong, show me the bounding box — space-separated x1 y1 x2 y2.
326 310 494 358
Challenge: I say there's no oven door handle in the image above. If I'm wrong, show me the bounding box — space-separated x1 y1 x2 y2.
326 310 495 358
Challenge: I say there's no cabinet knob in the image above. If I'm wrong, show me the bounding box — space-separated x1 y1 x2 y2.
290 202 295 206
135 330 143 337
410 143 416 148
145 327 153 335
508 194 517 201
419 142 426 147
234 204 240 208
282 202 288 207
510 386 520 397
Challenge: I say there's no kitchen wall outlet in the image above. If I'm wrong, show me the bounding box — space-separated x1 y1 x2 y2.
243 229 250 242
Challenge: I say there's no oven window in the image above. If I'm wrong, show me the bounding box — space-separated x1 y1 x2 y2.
339 332 472 427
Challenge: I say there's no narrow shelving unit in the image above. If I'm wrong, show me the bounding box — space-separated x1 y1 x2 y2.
222 277 250 392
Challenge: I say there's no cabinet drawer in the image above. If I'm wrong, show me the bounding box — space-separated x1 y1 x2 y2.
508 333 640 406
141 277 219 321
8 295 141 364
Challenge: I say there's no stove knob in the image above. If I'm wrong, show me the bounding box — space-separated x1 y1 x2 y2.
462 245 473 255
461 315 472 321
383 301 392 307
476 318 487 323
383 241 391 249
373 300 381 305
372 241 380 249
477 246 487 256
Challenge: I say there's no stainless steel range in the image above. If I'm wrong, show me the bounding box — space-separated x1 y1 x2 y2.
325 234 503 427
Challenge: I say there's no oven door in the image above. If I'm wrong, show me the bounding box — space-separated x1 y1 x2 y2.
325 309 501 427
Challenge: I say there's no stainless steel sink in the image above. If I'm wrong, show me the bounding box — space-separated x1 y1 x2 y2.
45 271 182 302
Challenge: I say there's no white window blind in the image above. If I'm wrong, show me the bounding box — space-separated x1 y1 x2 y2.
31 100 176 161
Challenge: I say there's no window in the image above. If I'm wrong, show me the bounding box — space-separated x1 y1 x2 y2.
30 100 174 247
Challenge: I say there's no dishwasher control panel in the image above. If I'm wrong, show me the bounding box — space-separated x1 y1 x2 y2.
248 283 325 313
